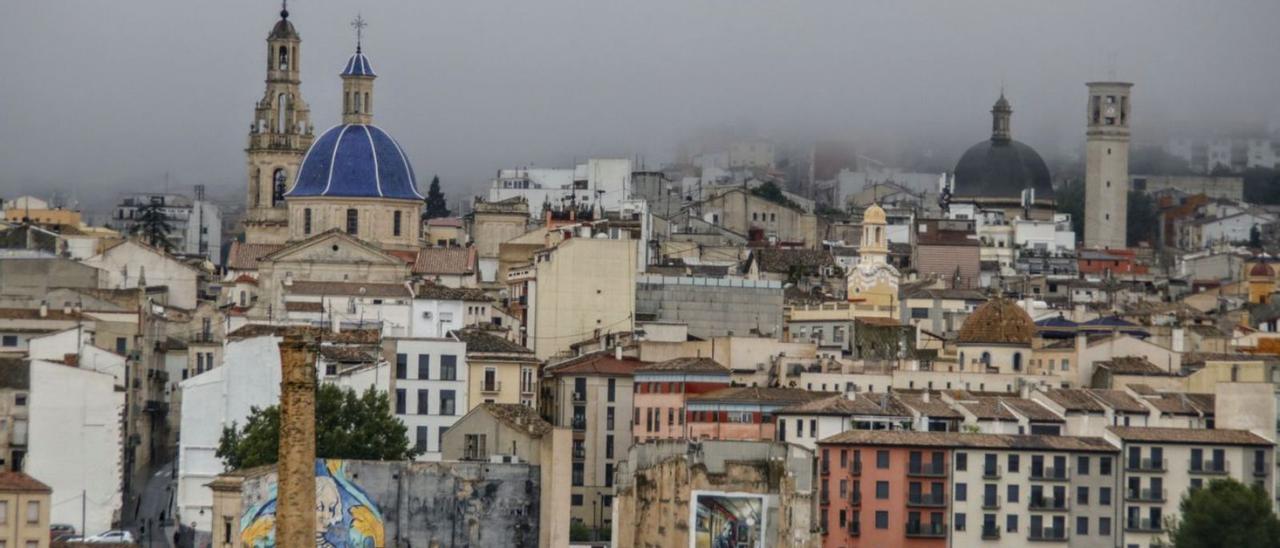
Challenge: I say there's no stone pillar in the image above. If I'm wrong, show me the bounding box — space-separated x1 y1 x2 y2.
276 334 316 547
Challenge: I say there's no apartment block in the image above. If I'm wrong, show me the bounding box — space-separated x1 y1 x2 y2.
632 357 730 442
384 337 469 460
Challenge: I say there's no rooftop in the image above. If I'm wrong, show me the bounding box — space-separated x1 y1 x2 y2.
452 328 534 356
820 430 1115 452
1106 426 1270 446
414 247 476 276
1096 356 1174 376
287 281 411 298
546 351 647 377
0 471 51 493
478 403 553 437
636 357 731 375
777 394 912 417
689 386 832 405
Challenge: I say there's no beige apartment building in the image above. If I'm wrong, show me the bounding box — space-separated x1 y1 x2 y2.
540 351 645 533
454 328 540 409
0 471 51 548
511 237 637 360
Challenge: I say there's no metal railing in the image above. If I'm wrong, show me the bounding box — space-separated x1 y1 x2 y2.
904 522 946 538
981 524 1001 540
983 464 1002 479
907 461 947 477
481 380 502 393
1189 461 1228 474
1125 488 1166 503
571 417 586 431
1124 518 1162 532
1125 458 1167 473
906 493 946 507
1028 497 1069 511
1030 467 1069 481
1028 527 1068 541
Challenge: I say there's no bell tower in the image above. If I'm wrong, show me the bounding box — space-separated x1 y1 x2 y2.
243 1 314 244
341 15 377 125
1084 81 1132 250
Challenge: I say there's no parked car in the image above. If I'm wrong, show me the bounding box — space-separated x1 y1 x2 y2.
49 523 77 540
84 530 135 543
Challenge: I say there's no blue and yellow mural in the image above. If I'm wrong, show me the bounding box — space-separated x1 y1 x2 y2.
241 460 385 548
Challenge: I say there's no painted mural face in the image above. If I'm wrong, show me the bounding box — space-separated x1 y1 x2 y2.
241 460 386 548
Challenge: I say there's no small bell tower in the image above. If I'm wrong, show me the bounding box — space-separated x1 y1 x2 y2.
341 15 377 125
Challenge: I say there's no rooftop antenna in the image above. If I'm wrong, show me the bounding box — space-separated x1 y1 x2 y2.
351 14 367 53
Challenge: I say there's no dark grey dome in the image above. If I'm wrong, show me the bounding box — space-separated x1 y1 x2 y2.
953 138 1053 200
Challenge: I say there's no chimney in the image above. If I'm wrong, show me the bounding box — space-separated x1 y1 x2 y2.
38 301 48 318
922 391 930 403
62 301 72 315
276 333 317 547
614 345 622 360
331 315 341 334
1075 330 1087 357
1171 327 1185 353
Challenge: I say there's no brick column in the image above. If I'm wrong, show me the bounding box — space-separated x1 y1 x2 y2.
276 333 316 547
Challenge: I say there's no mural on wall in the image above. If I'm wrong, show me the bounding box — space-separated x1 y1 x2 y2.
241 459 386 548
690 491 767 548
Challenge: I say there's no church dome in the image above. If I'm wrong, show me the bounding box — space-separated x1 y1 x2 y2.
1250 262 1275 278
952 94 1054 201
269 8 298 40
286 124 424 200
957 297 1035 345
342 52 376 77
863 203 886 225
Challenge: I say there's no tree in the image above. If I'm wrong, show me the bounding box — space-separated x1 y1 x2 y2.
424 175 451 219
129 201 174 251
749 181 804 211
216 384 418 470
1126 189 1158 247
1167 478 1280 548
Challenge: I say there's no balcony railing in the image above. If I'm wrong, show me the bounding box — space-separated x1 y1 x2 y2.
572 446 586 460
571 391 586 402
820 491 830 505
1126 458 1168 473
904 522 946 538
983 465 1002 479
1028 497 1069 511
1125 518 1163 533
821 462 830 475
907 461 947 477
1255 465 1270 477
906 493 946 507
1030 467 1069 481
1126 488 1166 503
982 495 1001 509
481 380 502 394
571 417 586 431
850 461 862 475
1028 527 1068 541
981 524 1001 540
1189 461 1228 475
849 492 862 506
848 521 860 537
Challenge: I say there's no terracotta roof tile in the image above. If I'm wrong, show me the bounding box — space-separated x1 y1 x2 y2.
957 297 1035 345
226 242 283 271
777 394 912 417
1043 389 1107 413
1106 426 1270 446
689 386 831 405
0 357 28 390
1096 356 1173 376
819 430 1116 452
896 393 964 418
478 403 553 437
413 247 476 275
1089 390 1149 413
546 352 646 376
453 328 534 356
0 471 51 493
636 357 731 374
750 248 835 274
284 302 324 313
225 325 381 344
286 281 411 298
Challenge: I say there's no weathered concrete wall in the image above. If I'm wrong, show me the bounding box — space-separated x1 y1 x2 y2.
236 459 542 547
636 275 784 339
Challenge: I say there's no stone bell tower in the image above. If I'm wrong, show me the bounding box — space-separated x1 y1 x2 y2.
243 2 314 245
1084 81 1133 250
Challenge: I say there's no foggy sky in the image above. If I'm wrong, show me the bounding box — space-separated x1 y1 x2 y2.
2 0 1279 207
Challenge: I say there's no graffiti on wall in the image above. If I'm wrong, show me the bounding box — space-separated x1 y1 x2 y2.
241 460 385 548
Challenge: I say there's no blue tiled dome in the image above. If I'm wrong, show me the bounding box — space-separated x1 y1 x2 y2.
342 53 375 77
286 124 423 200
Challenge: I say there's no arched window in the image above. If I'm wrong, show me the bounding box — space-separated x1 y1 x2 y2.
980 352 991 367
364 92 370 114
354 92 362 114
344 92 351 113
278 45 289 70
875 226 882 244
1012 352 1023 372
346 208 359 235
959 352 965 367
303 208 312 235
272 169 287 206
277 94 288 133
239 291 247 307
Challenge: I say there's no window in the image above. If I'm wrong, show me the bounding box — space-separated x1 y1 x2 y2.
1006 514 1018 533
440 355 457 380
606 407 615 430
1098 517 1111 536
1099 456 1112 475
439 390 456 415
876 450 890 469
874 511 888 529
416 354 430 379
346 208 359 234
395 354 407 379
606 434 614 459
955 482 967 501
572 463 584 486
1100 486 1112 505
3 336 18 347
1077 455 1090 475
394 389 406 414
1007 454 1019 473
1077 486 1089 505
224 518 233 543
955 452 967 471
415 426 428 453
393 211 403 237
116 337 127 354
0 500 6 523
607 378 616 402
1076 516 1088 535
25 500 38 523
1007 484 1019 503
303 208 312 234
875 481 889 499
416 389 430 415
571 494 583 506
955 513 966 531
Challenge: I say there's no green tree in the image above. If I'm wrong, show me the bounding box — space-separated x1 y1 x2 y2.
749 181 803 210
1167 479 1280 548
1127 189 1158 247
216 385 418 470
129 201 174 251
424 175 451 219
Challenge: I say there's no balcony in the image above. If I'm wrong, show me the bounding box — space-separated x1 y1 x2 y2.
982 465 1002 480
981 524 1001 540
982 495 1001 510
572 446 586 460
1126 458 1168 473
821 462 830 475
1028 527 1068 541
907 461 947 477
904 522 946 538
1189 461 1228 475
1029 467 1069 481
906 493 946 507
820 492 830 505
571 417 586 431
848 521 860 537
480 380 502 394
1255 465 1270 477
1028 497 1069 512
849 492 862 506
850 461 862 475
1124 518 1163 533
1125 488 1166 503
572 391 586 403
